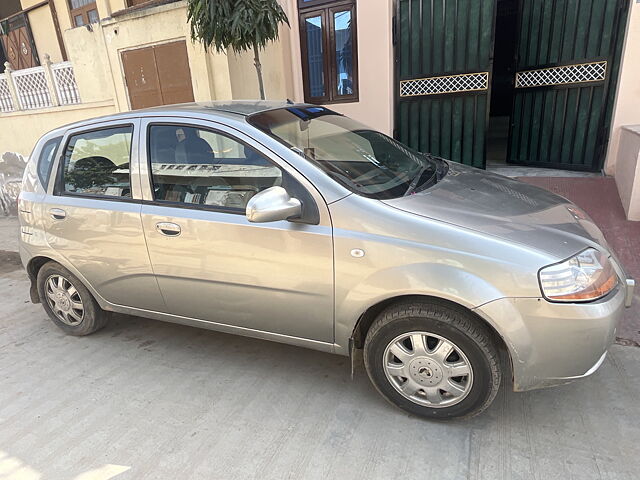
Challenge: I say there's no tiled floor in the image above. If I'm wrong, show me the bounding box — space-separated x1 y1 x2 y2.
490 165 602 177
518 176 640 346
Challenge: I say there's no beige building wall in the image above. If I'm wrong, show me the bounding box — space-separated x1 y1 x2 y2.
605 1 640 175
605 1 640 219
0 101 116 157
19 1 64 64
51 0 72 32
226 24 296 101
62 1 233 112
614 126 640 220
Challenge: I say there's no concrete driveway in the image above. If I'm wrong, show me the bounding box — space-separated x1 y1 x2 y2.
1 215 639 480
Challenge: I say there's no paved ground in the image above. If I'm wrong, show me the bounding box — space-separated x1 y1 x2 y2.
2 188 640 479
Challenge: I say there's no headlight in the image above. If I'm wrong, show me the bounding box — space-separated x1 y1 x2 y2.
538 248 618 302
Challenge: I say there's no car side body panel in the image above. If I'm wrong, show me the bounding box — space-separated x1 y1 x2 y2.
327 194 555 354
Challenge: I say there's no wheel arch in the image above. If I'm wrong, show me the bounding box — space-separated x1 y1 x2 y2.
350 294 513 382
25 255 55 303
25 255 106 310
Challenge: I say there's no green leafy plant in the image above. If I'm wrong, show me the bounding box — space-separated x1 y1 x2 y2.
187 0 289 100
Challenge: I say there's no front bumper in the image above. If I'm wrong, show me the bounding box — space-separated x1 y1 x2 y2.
474 285 627 391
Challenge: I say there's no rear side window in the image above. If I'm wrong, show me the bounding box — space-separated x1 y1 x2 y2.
61 126 133 198
37 137 62 189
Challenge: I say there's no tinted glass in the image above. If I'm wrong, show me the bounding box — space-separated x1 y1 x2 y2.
73 14 84 27
334 10 354 96
148 125 282 211
37 136 61 189
249 107 439 199
62 126 133 197
305 15 325 97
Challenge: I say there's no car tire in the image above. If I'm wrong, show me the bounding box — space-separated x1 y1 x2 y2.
363 300 502 419
37 261 109 336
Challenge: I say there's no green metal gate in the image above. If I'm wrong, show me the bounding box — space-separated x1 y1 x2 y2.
508 0 629 171
395 0 496 168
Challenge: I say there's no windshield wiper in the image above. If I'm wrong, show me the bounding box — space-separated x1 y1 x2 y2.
404 166 437 196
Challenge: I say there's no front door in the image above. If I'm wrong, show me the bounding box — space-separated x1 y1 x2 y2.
44 119 165 311
138 119 335 343
507 0 629 170
0 13 38 70
395 0 496 168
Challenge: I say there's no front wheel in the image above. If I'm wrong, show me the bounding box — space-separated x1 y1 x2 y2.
363 301 502 419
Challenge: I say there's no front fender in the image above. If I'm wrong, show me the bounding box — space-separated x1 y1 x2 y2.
334 262 511 354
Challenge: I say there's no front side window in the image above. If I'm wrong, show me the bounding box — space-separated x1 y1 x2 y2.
249 107 440 199
148 125 282 212
61 126 133 198
37 136 62 189
299 0 358 104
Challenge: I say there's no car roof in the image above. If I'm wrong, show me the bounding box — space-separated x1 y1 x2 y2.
56 100 307 132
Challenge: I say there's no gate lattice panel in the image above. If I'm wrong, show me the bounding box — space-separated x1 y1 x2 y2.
515 61 607 88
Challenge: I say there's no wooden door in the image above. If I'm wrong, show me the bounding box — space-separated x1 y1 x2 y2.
122 40 195 110
395 0 496 168
0 14 38 70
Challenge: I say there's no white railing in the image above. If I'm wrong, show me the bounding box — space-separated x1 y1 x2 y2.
0 74 14 112
52 61 81 105
1 54 81 113
13 65 51 110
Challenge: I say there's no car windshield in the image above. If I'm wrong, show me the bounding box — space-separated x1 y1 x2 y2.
248 106 439 199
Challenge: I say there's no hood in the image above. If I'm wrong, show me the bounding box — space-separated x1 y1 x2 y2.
383 161 608 259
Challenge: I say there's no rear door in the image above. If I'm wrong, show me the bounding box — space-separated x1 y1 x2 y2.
42 119 164 310
137 117 335 343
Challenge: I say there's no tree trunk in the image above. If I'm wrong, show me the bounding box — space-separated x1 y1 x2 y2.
253 40 265 100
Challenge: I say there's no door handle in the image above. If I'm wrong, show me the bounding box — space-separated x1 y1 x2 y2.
156 222 181 236
49 208 66 220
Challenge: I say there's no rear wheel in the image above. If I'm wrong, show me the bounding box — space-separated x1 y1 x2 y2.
37 261 109 335
364 301 502 419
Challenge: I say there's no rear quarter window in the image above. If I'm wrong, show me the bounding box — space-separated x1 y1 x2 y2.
37 137 62 189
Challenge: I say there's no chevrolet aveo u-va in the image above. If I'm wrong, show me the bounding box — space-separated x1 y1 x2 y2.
19 101 635 419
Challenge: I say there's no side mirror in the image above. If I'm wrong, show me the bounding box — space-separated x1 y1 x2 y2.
246 186 302 223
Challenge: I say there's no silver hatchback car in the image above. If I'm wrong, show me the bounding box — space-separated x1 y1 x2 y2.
19 101 634 419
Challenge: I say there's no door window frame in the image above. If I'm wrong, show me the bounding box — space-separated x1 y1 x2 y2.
144 121 286 216
53 119 142 203
37 136 63 190
138 117 324 224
